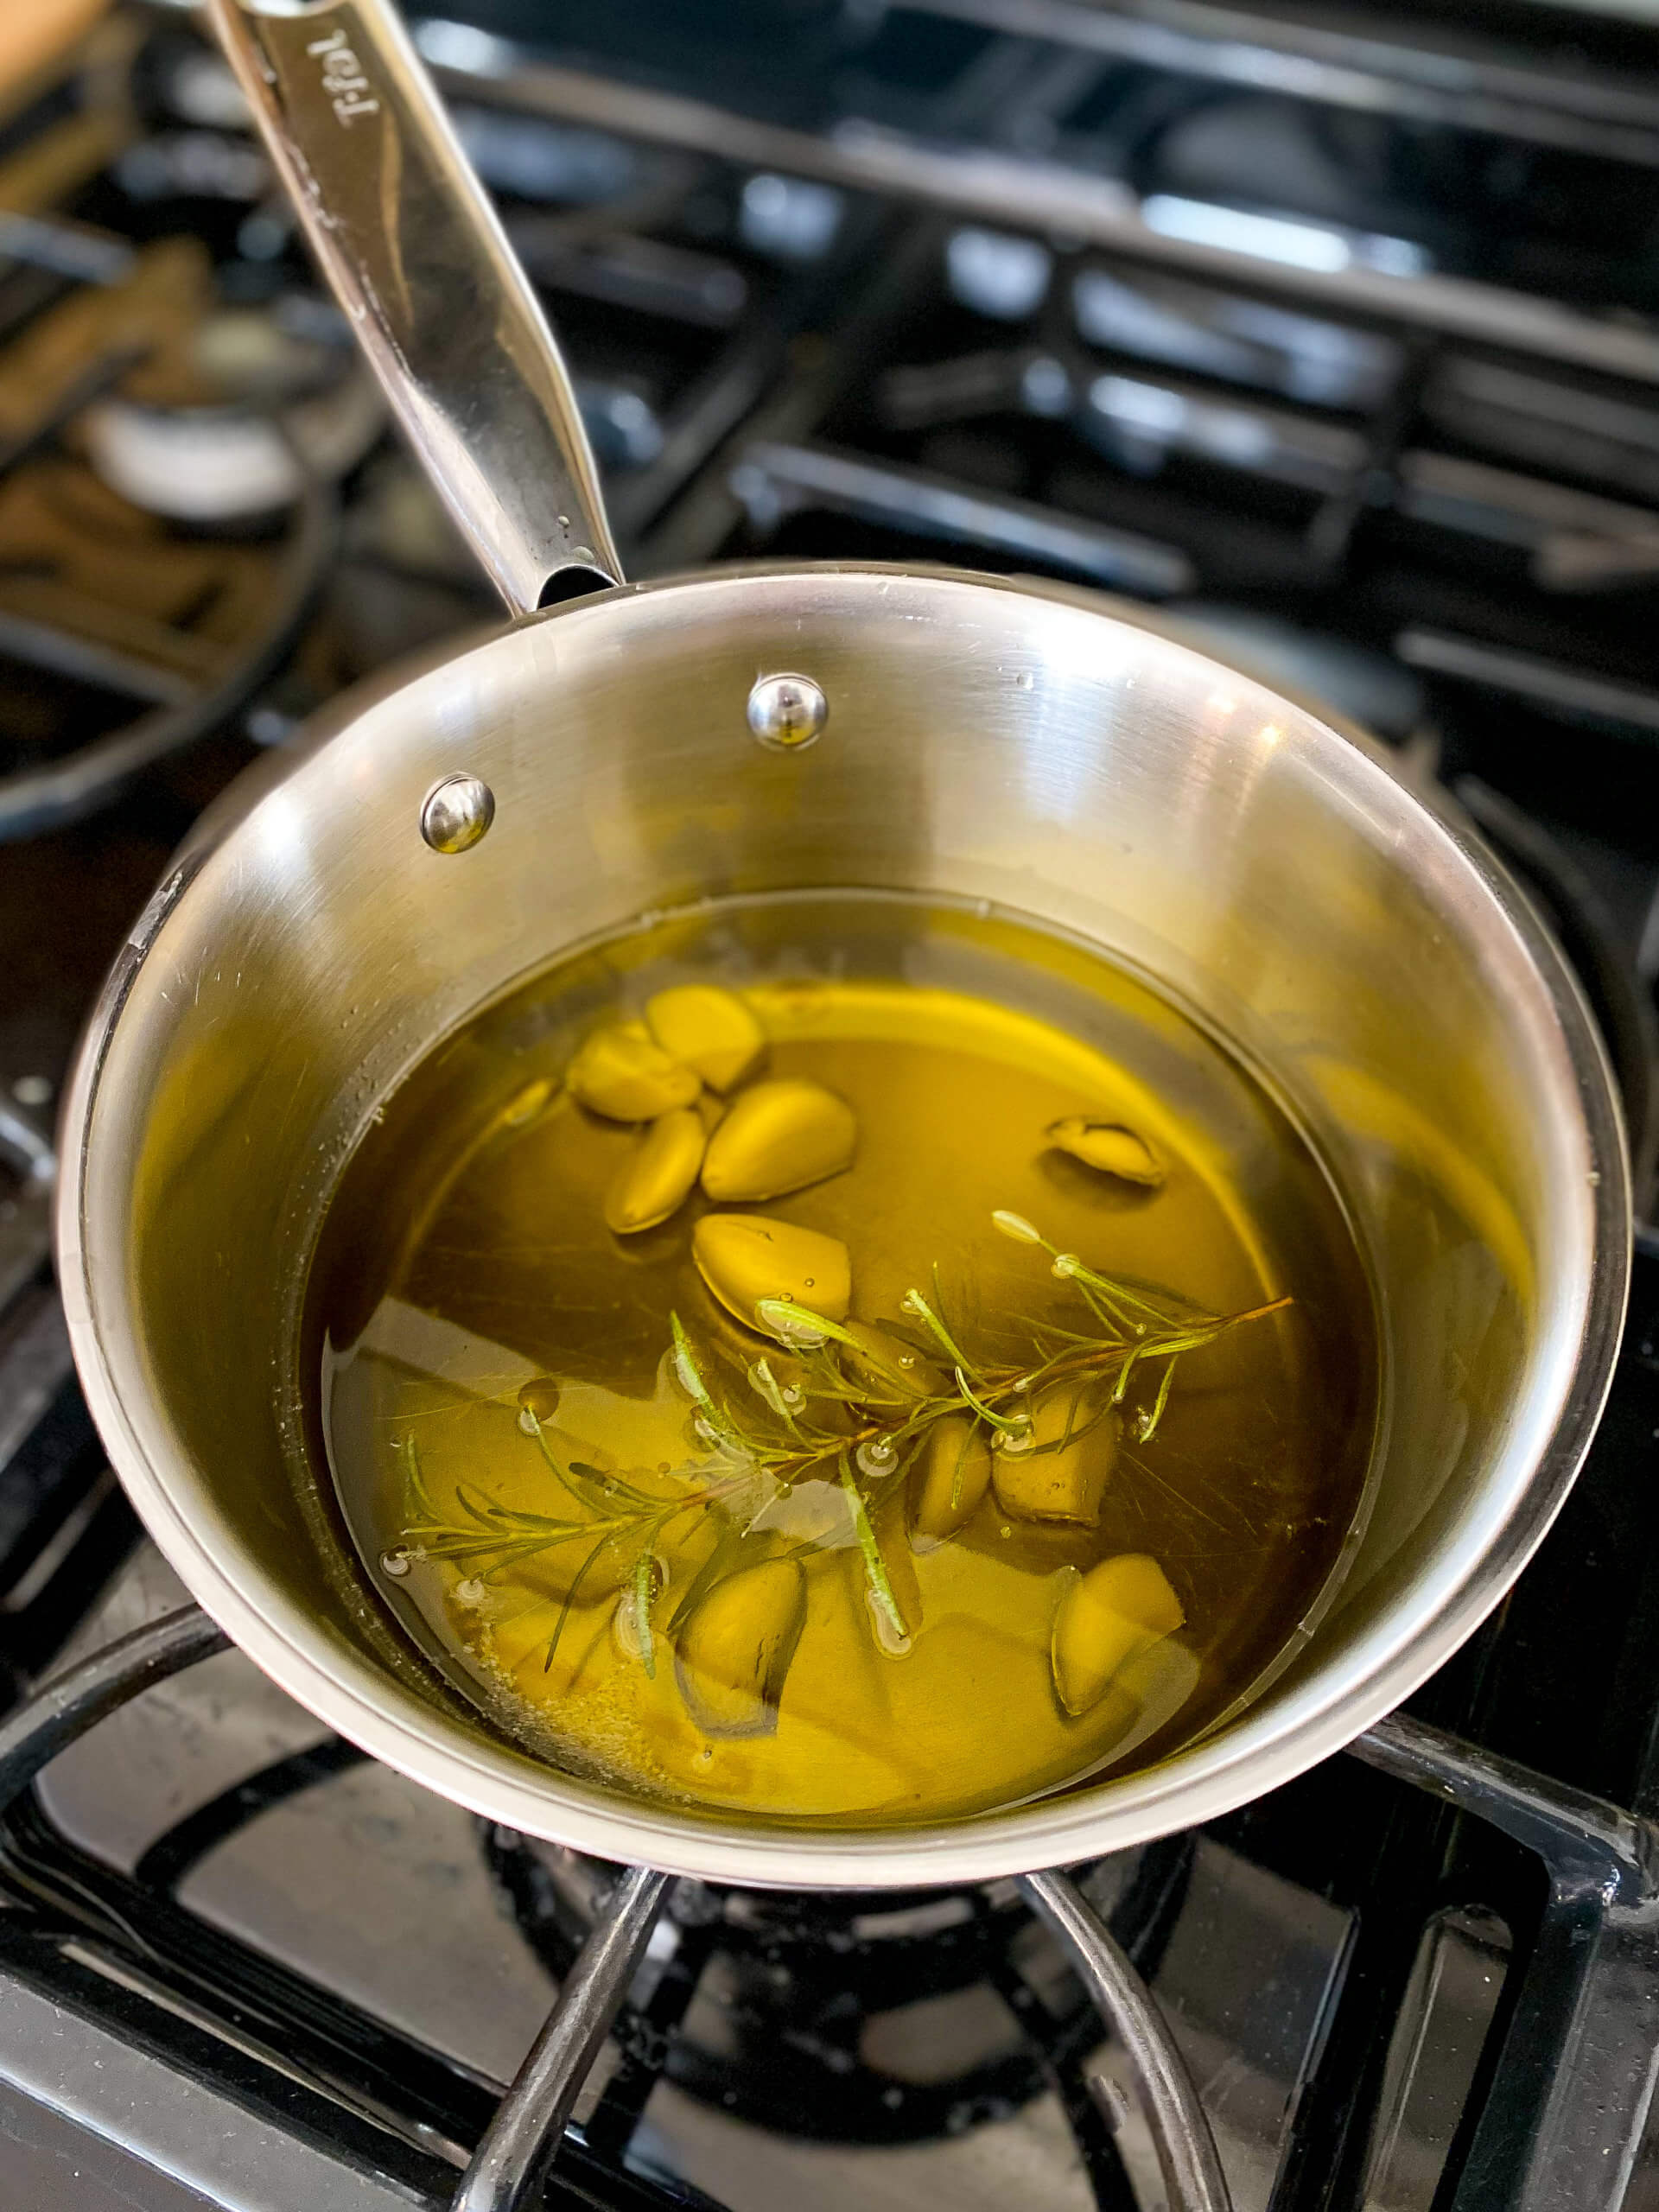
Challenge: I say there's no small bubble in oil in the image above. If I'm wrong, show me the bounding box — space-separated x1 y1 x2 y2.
518 1377 560 1427
380 1548 411 1579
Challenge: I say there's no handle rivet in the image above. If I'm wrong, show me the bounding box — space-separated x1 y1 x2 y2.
747 671 828 752
421 773 495 854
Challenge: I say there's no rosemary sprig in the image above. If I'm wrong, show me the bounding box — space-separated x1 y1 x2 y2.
391 1211 1290 1703
667 1218 1288 1499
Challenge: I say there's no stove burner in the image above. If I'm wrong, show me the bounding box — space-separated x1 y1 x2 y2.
80 298 382 524
483 1827 1192 2152
0 219 340 836
0 455 333 841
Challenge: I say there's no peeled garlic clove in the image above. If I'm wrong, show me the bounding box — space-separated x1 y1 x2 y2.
910 1414 992 1544
839 1319 944 1405
603 1107 705 1234
1046 1116 1164 1187
1051 1553 1184 1717
692 1213 851 1333
992 1389 1119 1523
645 984 766 1093
701 1078 856 1203
568 1024 701 1122
675 1556 807 1736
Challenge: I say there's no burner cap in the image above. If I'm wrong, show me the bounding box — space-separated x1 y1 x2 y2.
82 302 381 524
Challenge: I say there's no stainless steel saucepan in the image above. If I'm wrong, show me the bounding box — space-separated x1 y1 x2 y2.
44 1 1628 2202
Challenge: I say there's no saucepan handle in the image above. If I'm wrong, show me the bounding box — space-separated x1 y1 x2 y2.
206 0 623 615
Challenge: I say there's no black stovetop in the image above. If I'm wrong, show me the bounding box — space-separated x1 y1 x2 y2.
6 3 1659 2207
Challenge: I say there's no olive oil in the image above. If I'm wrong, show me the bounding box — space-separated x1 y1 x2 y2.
311 894 1376 1826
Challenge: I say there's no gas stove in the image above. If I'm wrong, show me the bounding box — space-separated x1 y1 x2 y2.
6 2 1659 2207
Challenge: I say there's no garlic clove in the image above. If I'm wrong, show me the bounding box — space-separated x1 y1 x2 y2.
701 1078 856 1203
603 1107 706 1234
991 1387 1119 1523
692 1212 852 1334
1046 1117 1164 1186
1051 1553 1184 1716
568 1023 701 1122
645 983 766 1092
675 1556 807 1736
909 1414 992 1544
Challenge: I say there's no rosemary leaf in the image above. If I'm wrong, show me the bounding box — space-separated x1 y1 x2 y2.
899 1287 976 1374
670 1312 715 1409
544 1529 613 1672
1137 1355 1179 1441
633 1549 657 1680
755 1299 861 1351
529 1419 660 1512
954 1366 1026 1437
1054 1262 1136 1339
747 1357 792 1421
454 1479 516 1528
838 1452 907 1644
398 1434 438 1524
